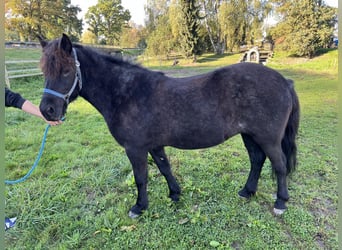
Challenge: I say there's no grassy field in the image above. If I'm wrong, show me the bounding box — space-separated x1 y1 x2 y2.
4 48 338 249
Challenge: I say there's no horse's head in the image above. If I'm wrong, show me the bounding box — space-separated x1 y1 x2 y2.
39 34 82 121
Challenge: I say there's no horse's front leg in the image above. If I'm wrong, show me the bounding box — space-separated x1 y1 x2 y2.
125 148 149 218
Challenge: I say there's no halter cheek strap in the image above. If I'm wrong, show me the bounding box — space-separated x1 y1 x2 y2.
43 48 82 104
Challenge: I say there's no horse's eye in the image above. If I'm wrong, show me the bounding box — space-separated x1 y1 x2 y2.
62 70 71 77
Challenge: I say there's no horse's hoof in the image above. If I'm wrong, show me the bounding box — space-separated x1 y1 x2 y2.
128 210 140 219
170 193 180 202
273 207 286 215
238 193 249 199
238 189 254 199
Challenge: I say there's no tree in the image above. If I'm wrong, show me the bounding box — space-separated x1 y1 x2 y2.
145 0 170 31
85 6 102 41
145 0 179 58
85 0 131 45
120 22 147 49
145 0 202 60
270 0 337 57
145 0 273 57
199 0 271 54
199 0 225 54
5 0 82 41
243 0 272 45
178 0 202 61
81 30 98 44
218 0 243 52
169 0 183 40
145 14 175 58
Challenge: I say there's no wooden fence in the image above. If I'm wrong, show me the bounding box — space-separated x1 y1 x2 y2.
4 42 143 88
5 60 42 88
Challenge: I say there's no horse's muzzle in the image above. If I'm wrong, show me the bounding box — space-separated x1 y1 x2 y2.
39 98 66 121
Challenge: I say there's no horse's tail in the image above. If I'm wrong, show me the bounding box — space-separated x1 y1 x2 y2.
282 79 300 175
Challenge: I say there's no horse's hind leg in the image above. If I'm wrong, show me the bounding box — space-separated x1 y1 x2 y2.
239 133 266 198
261 143 289 215
150 147 181 202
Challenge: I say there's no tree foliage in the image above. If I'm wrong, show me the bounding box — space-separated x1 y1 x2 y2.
145 0 170 31
178 0 202 60
120 23 147 49
144 0 176 57
270 0 337 57
144 0 336 58
81 30 98 44
5 0 82 41
199 0 224 54
85 0 131 45
146 0 202 59
198 0 271 54
5 0 337 58
145 14 175 57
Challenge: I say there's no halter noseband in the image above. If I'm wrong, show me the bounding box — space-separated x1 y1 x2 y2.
43 48 82 104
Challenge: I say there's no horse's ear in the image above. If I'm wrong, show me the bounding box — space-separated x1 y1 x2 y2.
37 34 47 48
59 33 73 54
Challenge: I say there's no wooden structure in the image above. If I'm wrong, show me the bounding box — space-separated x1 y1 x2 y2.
239 41 274 64
5 60 42 88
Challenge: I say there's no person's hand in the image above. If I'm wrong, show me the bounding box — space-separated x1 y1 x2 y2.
21 100 63 126
44 119 63 126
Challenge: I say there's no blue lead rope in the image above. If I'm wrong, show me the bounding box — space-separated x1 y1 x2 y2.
5 124 51 185
5 116 65 185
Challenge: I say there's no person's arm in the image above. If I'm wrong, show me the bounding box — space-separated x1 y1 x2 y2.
5 87 26 108
5 88 62 126
21 100 43 118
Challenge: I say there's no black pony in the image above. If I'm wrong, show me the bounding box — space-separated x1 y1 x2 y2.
39 34 299 218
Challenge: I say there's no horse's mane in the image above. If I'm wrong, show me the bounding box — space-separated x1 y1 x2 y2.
41 38 164 80
73 43 155 74
40 39 76 79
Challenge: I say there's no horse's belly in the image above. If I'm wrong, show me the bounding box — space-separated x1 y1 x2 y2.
169 129 234 150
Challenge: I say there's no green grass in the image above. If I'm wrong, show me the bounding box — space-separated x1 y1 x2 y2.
5 48 337 249
5 48 42 61
140 52 242 69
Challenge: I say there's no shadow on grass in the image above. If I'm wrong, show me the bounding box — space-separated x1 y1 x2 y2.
196 52 235 63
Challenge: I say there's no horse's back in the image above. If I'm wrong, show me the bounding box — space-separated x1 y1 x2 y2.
147 63 293 149
162 62 293 119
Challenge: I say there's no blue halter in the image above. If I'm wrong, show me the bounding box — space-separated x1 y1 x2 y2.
43 48 82 104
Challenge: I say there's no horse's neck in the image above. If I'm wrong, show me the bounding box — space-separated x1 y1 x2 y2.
77 49 145 118
76 51 112 115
